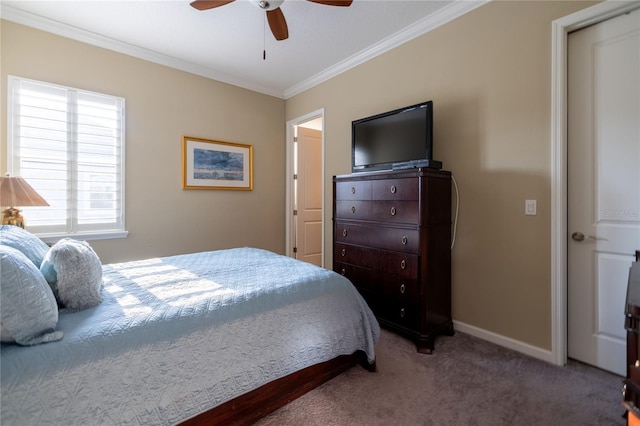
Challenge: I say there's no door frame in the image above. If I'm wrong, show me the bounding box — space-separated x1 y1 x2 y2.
285 108 325 265
550 0 640 367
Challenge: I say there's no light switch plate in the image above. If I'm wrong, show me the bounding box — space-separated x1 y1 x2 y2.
525 200 537 216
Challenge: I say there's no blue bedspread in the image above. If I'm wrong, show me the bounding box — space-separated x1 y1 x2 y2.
1 248 380 425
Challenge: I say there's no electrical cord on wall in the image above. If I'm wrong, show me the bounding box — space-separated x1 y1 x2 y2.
451 173 459 250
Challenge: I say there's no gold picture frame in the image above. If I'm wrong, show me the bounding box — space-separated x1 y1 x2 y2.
182 136 253 190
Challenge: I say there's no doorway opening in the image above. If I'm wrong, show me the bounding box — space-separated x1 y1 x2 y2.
286 109 325 267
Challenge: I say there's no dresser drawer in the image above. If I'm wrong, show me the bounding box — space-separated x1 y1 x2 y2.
335 200 372 220
335 262 370 288
335 200 419 224
335 180 372 201
335 262 419 300
370 200 419 224
349 286 420 331
372 178 419 200
335 243 418 279
335 221 420 254
377 300 420 330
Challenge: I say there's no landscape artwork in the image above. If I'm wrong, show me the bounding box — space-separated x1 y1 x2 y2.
182 136 253 190
193 148 243 181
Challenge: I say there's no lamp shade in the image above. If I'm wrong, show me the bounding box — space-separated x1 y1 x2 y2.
0 176 49 208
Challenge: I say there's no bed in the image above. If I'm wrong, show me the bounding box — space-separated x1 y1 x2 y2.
0 226 380 425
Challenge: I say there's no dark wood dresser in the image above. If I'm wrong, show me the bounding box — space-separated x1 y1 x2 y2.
624 251 640 425
333 168 453 353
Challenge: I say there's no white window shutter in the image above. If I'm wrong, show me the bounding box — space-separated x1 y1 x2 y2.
7 76 125 237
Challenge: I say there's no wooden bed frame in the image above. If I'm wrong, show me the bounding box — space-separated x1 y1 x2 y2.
180 351 375 425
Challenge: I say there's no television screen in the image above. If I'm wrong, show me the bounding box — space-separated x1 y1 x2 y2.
352 101 433 172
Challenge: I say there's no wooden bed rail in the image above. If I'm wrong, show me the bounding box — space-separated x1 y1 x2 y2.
180 351 375 426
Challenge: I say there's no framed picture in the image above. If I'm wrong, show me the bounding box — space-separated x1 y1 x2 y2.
182 136 253 190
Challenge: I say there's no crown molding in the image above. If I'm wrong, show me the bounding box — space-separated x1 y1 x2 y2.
0 4 284 98
283 0 490 99
1 1 489 100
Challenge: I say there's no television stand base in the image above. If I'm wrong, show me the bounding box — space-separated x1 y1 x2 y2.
392 159 443 170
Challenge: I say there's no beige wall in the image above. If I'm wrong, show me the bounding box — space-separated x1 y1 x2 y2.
286 0 597 350
1 20 286 264
1 0 599 352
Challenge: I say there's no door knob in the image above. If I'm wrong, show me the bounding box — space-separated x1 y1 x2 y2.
571 232 606 242
572 232 585 241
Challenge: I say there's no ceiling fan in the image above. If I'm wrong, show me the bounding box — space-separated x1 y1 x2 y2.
190 0 353 41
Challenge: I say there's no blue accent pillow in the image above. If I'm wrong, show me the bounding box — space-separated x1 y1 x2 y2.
0 225 49 269
40 238 103 311
0 245 64 345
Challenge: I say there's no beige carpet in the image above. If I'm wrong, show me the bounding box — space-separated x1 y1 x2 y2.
255 329 625 426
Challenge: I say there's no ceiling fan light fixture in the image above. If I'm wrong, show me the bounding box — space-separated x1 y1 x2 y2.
254 0 283 11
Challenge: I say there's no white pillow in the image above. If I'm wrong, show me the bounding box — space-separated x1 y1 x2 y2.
40 238 103 311
0 245 63 345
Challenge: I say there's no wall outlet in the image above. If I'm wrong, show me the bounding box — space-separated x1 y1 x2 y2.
525 200 537 216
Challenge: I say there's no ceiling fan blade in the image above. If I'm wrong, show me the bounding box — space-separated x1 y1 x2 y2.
266 8 289 41
190 0 235 11
306 0 353 6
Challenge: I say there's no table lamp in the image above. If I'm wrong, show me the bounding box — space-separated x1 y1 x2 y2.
0 174 49 228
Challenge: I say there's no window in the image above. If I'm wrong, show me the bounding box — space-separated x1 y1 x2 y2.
7 76 126 240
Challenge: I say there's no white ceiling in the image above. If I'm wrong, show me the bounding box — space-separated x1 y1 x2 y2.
1 0 487 99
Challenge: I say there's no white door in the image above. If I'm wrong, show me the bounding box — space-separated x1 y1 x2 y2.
567 8 640 376
295 126 323 266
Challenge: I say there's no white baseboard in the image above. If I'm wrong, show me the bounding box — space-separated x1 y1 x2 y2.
453 320 556 365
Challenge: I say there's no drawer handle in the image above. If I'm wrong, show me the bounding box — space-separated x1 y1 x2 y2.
351 186 356 194
340 268 346 276
400 260 406 270
390 185 397 194
400 283 406 294
351 206 356 214
342 229 348 237
390 206 397 216
402 236 408 245
400 308 405 318
341 248 346 256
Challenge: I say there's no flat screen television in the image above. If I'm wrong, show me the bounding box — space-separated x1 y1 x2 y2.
351 100 439 173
